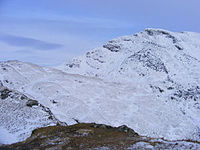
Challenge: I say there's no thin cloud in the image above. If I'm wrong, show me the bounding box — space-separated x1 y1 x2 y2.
0 34 63 50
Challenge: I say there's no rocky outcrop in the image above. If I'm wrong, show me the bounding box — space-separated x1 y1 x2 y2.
1 123 200 150
127 49 168 73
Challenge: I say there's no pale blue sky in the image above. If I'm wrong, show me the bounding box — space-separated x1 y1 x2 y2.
0 0 199 66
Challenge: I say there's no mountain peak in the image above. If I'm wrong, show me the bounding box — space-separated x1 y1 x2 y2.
60 29 200 84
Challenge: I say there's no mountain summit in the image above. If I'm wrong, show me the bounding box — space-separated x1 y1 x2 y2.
61 28 200 85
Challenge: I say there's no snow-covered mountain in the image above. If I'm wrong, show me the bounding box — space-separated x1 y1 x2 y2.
1 28 200 145
59 28 200 139
60 28 200 86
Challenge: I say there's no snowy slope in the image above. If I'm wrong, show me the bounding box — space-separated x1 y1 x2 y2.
0 81 64 145
0 29 200 143
0 60 200 142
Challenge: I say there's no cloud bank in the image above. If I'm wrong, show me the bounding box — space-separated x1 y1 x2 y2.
0 34 63 50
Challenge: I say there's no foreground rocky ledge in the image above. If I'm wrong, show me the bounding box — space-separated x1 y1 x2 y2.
1 123 200 150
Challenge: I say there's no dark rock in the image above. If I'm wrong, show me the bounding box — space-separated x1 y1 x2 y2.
145 29 178 43
72 118 80 124
157 30 178 43
103 43 121 52
117 125 139 136
68 64 74 68
128 49 168 73
20 95 27 100
145 29 154 36
167 87 174 90
67 63 80 68
51 100 58 104
92 123 113 129
173 87 200 102
171 97 175 100
92 123 138 136
0 89 12 100
26 100 39 107
175 45 183 50
4 80 9 83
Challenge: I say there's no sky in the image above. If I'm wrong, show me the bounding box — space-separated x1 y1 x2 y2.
0 0 200 66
